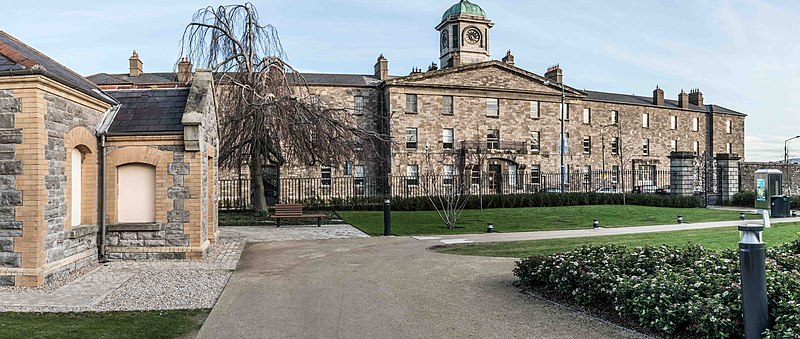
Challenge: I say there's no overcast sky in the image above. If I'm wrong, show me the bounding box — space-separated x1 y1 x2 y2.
1 0 798 162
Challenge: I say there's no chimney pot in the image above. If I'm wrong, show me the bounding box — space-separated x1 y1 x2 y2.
653 85 664 105
688 88 703 107
374 54 389 81
129 50 143 77
178 57 193 83
545 64 562 84
678 89 690 109
502 50 515 65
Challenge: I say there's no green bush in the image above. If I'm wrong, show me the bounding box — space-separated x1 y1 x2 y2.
514 241 800 338
302 193 704 211
729 191 800 209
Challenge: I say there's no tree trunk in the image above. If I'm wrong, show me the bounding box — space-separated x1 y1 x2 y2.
250 159 268 213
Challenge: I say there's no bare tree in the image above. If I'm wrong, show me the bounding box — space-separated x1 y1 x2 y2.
615 124 642 205
180 3 384 212
418 147 471 229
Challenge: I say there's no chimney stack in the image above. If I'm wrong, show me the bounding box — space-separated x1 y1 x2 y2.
427 62 439 72
502 50 515 66
688 88 703 107
178 57 193 83
545 64 562 84
129 51 143 77
653 85 664 106
374 54 389 81
678 89 689 109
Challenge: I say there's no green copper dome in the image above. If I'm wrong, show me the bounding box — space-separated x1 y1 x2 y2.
442 0 486 21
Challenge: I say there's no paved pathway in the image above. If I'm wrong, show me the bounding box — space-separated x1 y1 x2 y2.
421 217 800 244
199 237 646 339
0 223 367 312
221 224 370 242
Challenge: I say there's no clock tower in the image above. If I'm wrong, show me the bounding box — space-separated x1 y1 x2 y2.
437 0 494 68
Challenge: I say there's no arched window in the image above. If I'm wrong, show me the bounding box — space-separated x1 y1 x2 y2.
117 163 156 223
70 148 83 226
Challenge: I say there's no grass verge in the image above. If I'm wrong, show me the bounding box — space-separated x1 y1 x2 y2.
433 222 800 257
0 309 209 339
338 205 757 236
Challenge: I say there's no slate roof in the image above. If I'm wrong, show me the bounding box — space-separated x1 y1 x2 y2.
86 72 179 86
105 88 189 134
584 90 745 116
0 31 115 105
89 71 382 87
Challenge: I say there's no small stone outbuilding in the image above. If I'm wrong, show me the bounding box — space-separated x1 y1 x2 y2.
0 31 219 286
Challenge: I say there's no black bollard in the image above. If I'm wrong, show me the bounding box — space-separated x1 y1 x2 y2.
383 198 392 236
593 219 600 229
739 225 768 339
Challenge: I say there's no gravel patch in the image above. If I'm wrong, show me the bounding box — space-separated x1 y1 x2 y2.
95 269 232 311
0 263 100 295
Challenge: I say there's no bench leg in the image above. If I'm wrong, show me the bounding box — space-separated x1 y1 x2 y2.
277 219 280 228
317 217 321 227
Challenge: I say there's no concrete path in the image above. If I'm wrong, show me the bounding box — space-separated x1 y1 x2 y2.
199 237 645 339
425 217 800 244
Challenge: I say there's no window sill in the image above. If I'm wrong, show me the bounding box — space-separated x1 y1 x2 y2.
68 224 98 239
108 223 161 232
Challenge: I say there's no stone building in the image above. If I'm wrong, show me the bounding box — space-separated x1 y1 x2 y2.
89 0 746 198
0 32 219 286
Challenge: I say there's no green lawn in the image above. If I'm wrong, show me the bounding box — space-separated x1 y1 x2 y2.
338 205 757 236
433 222 800 258
0 309 208 339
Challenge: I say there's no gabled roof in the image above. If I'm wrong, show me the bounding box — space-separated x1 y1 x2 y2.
584 90 746 116
86 72 179 86
0 31 116 105
386 60 586 96
89 71 382 88
105 88 189 135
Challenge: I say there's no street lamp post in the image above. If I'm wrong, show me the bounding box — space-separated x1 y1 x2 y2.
785 135 800 165
785 135 800 196
545 80 567 192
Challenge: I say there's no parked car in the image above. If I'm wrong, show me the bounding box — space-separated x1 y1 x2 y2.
632 185 659 194
655 185 672 195
595 187 619 194
542 187 562 193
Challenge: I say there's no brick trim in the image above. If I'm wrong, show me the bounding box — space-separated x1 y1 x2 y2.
63 127 98 230
105 146 171 225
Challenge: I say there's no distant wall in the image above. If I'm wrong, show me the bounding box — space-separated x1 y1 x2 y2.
739 162 800 195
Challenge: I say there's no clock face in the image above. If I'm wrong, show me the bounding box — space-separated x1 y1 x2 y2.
441 31 449 49
465 28 481 45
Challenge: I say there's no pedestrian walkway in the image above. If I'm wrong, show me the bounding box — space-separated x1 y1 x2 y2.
199 237 645 339
419 217 800 244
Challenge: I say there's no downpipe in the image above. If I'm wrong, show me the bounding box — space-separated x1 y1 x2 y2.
98 134 109 262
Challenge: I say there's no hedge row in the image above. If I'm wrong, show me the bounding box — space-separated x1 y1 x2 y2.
296 193 704 211
514 241 800 338
730 191 800 209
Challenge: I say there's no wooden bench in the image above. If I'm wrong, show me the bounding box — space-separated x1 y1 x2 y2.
271 204 325 228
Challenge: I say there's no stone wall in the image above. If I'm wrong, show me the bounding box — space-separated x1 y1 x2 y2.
0 90 23 285
42 93 104 282
104 143 192 259
740 162 800 195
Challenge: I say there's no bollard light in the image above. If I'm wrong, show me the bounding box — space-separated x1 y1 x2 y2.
740 213 746 220
383 198 392 236
677 215 684 224
486 223 494 233
739 225 768 339
793 211 798 218
592 219 600 229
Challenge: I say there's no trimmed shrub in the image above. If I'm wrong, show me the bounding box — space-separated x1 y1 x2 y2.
514 241 800 338
301 193 704 211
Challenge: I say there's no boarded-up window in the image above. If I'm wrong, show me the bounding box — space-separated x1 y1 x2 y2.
117 163 156 223
71 148 82 226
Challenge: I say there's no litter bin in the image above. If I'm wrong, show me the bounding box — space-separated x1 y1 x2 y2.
771 195 791 218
